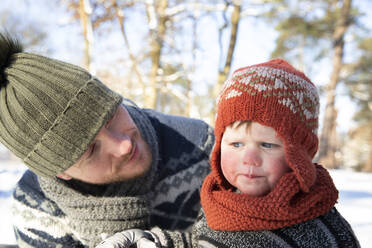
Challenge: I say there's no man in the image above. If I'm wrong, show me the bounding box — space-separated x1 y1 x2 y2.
0 33 214 247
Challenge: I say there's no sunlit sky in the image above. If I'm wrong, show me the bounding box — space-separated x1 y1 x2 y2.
1 0 371 133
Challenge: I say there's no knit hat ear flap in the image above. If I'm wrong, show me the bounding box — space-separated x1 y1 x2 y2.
209 133 231 189
285 142 316 192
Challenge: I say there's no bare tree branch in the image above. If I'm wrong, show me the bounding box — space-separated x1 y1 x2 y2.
111 0 146 93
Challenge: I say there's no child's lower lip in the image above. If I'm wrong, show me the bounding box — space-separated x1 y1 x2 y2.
243 174 261 179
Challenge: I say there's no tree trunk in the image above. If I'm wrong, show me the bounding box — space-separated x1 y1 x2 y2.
365 83 372 172
112 0 146 96
79 0 94 72
365 126 372 172
210 1 241 123
185 17 198 117
146 0 168 109
318 0 352 168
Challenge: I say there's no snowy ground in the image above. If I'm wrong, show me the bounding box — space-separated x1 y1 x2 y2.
1 160 371 247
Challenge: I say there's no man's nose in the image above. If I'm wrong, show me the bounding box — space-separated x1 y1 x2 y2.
102 129 133 158
243 148 261 166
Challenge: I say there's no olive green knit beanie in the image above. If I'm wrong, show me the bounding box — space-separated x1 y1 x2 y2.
0 33 123 177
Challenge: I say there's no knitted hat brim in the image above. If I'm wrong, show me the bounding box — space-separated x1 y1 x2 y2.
23 78 122 177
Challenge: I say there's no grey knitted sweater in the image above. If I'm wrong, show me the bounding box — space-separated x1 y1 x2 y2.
12 104 214 247
151 207 360 248
187 208 360 248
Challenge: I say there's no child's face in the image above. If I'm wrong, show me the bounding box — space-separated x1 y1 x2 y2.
220 122 291 196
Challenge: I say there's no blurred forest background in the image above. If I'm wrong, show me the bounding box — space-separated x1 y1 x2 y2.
1 0 371 172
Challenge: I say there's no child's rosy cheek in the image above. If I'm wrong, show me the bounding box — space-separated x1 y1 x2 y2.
221 151 238 172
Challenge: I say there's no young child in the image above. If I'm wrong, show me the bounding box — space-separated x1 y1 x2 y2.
97 59 360 248
192 59 360 247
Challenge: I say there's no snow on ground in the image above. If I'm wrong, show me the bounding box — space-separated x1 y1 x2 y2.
331 169 372 248
1 160 371 247
0 160 26 245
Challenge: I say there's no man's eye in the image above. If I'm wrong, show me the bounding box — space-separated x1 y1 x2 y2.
105 117 114 128
87 143 96 158
105 112 117 128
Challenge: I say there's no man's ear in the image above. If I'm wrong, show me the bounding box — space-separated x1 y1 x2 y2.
56 172 73 180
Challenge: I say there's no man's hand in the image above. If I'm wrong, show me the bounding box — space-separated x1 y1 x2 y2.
96 229 160 248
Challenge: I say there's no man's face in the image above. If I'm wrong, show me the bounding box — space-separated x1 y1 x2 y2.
220 121 290 196
57 105 152 184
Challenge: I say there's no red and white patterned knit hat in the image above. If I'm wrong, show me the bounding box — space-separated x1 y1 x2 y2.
212 59 320 192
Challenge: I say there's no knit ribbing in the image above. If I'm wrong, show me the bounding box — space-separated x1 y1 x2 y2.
0 47 122 177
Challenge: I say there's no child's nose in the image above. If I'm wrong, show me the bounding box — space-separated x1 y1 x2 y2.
243 148 261 166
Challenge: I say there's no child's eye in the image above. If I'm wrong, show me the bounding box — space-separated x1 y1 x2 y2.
261 142 276 148
231 142 243 148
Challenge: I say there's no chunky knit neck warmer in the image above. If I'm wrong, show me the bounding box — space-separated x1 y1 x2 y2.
38 103 159 246
201 164 338 231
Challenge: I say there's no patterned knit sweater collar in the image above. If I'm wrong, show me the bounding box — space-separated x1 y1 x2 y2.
201 164 338 231
38 104 159 245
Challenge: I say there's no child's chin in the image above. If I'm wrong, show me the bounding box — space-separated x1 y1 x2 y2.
239 187 270 197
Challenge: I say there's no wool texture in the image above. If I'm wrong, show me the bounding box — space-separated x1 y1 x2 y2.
0 34 122 177
202 164 338 231
12 104 214 247
201 59 339 231
190 208 360 248
213 59 319 192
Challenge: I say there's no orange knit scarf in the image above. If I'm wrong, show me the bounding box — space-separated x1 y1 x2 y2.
201 164 338 231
